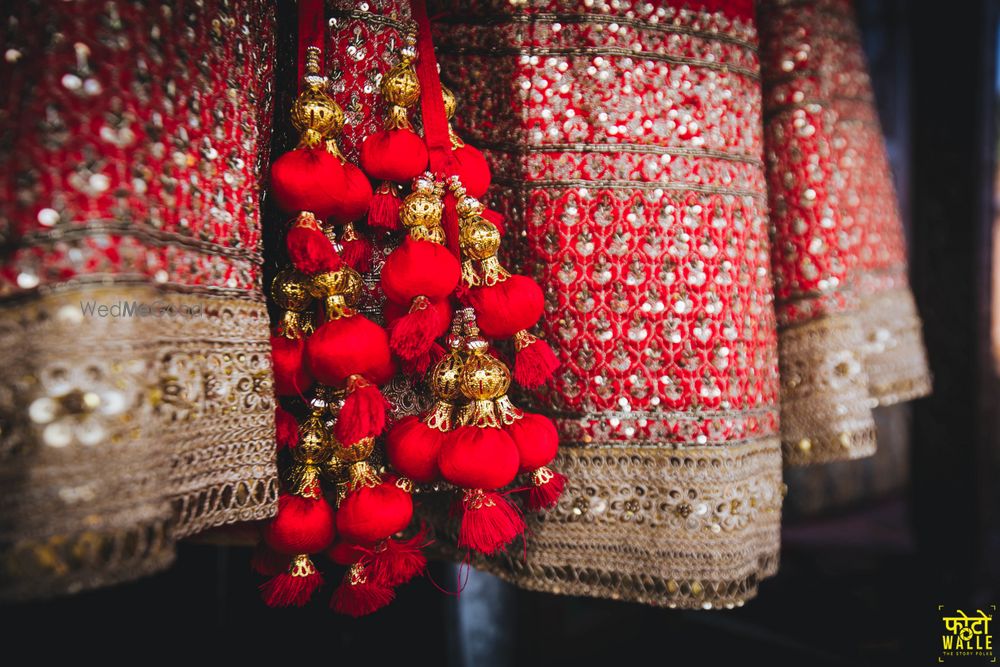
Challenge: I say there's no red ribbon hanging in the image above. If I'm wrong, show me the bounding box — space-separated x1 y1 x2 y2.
297 0 325 91
410 0 461 258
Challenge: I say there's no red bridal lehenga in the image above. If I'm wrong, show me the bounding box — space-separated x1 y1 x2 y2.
0 0 930 610
0 0 279 598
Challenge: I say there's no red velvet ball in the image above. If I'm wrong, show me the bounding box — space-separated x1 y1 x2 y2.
306 315 391 386
505 412 559 472
264 493 336 555
360 128 429 183
452 143 491 198
275 405 299 450
337 481 414 544
386 415 443 483
330 161 374 224
439 425 520 490
271 147 350 219
381 237 461 305
367 355 398 386
271 334 314 397
465 275 544 339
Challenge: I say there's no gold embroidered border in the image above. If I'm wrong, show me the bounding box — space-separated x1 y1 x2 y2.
435 45 761 79
0 286 278 600
422 438 783 610
434 12 759 52
858 285 933 406
779 312 878 465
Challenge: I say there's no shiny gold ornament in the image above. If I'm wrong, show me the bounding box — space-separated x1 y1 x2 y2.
441 85 464 149
309 265 363 320
345 460 381 493
429 351 464 401
494 394 524 425
291 411 334 467
459 216 501 260
290 47 345 151
460 348 510 400
381 57 420 109
288 554 318 578
400 190 443 229
271 268 315 338
332 435 376 464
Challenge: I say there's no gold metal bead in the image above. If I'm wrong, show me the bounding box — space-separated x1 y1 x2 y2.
459 216 501 260
291 413 333 466
400 190 444 229
442 84 457 120
271 267 313 311
381 61 420 108
309 266 363 301
290 87 345 148
460 351 511 400
429 352 465 400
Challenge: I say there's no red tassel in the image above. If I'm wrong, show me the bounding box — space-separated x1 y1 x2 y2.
331 562 395 617
286 213 341 276
334 376 390 445
340 234 372 273
526 467 567 511
368 182 402 230
400 341 445 377
326 540 368 566
388 296 449 361
371 530 429 587
251 541 290 577
455 489 525 555
260 554 323 608
275 405 299 451
513 333 559 388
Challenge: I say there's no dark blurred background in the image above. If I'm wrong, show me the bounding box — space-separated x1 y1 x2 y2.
1 1 998 663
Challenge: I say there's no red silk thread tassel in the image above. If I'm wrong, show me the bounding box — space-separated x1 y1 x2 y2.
260 554 324 608
331 561 395 617
512 330 559 389
454 489 525 556
334 375 390 446
526 467 567 512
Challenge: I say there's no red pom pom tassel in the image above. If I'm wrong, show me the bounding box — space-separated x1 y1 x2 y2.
331 562 395 617
286 212 341 276
368 182 402 230
275 405 299 451
400 341 445 377
371 529 429 587
513 331 559 389
526 466 567 512
388 296 450 361
334 375 390 446
339 222 372 273
260 554 324 608
455 489 525 556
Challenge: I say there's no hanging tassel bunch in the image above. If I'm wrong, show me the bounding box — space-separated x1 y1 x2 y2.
259 43 429 615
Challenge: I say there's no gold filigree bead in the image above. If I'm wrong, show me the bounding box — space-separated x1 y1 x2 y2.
480 256 511 286
278 310 314 339
292 413 333 466
459 216 500 260
400 190 444 229
429 352 465 400
460 350 511 401
290 87 345 149
381 58 420 108
395 477 414 494
442 84 457 120
271 267 314 312
310 266 363 319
